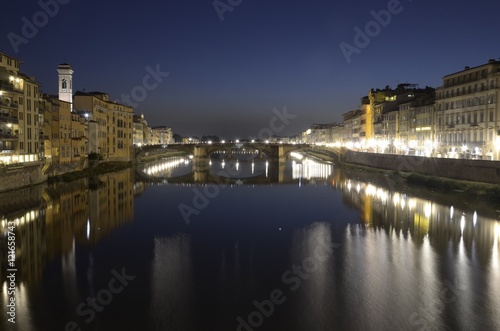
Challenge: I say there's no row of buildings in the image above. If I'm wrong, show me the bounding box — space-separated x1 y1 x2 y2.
300 59 500 160
0 52 173 168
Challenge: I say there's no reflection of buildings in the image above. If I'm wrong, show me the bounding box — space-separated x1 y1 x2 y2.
150 235 195 330
0 169 135 286
0 171 135 329
286 223 335 330
0 186 46 284
44 180 89 260
335 169 500 258
87 169 135 244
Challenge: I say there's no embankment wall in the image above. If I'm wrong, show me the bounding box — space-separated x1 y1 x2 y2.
344 151 500 184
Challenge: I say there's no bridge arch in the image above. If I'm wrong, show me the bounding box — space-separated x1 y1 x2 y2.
135 143 344 163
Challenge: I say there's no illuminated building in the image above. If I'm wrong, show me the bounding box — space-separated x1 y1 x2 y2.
435 59 500 160
0 52 41 164
151 126 173 145
74 91 134 161
133 114 149 146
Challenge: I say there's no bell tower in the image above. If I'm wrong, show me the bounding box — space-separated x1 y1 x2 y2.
58 63 73 111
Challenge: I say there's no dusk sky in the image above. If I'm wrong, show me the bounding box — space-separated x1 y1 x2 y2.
2 0 500 139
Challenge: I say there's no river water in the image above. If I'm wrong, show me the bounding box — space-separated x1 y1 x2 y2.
1 153 499 331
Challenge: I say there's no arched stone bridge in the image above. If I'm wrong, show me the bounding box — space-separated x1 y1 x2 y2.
136 143 344 162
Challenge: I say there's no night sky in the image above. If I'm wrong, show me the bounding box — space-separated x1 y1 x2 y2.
2 0 500 139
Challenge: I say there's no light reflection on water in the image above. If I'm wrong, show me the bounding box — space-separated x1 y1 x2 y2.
0 157 499 330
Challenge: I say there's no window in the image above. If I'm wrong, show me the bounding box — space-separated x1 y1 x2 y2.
61 79 67 90
480 112 484 123
490 111 494 122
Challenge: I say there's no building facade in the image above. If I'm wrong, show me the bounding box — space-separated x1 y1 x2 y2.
435 59 500 159
0 52 42 165
74 91 134 161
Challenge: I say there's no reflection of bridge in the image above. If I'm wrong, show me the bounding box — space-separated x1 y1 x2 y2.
137 143 344 162
138 152 338 185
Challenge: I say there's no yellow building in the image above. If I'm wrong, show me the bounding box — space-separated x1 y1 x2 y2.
74 91 134 161
133 114 150 146
0 52 41 164
39 93 56 163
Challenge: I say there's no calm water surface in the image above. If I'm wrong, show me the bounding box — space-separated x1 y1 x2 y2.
1 154 499 331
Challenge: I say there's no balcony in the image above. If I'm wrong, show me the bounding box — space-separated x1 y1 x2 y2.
0 114 18 124
0 80 23 94
0 99 19 110
468 122 487 129
0 132 19 140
